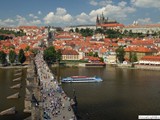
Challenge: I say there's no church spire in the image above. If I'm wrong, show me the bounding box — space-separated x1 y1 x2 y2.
96 15 99 25
102 12 105 21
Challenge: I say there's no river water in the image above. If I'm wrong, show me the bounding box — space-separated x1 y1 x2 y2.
0 66 160 120
55 66 160 120
0 68 30 120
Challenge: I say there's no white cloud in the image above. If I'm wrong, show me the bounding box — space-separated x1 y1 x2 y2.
43 12 54 24
137 18 152 24
89 3 136 21
29 14 38 19
0 19 15 27
89 0 113 6
0 15 41 27
131 0 160 8
42 1 135 26
38 11 42 15
1 1 138 27
63 14 73 22
16 15 28 26
4 19 14 23
76 12 90 24
56 8 67 15
118 1 127 7
30 20 42 25
43 8 73 25
90 1 98 6
16 15 41 26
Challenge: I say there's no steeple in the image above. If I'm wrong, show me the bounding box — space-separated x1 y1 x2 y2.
47 26 54 47
102 12 105 21
96 15 99 25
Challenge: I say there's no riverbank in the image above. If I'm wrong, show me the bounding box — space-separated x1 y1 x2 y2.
135 64 160 70
117 63 160 71
2 61 159 71
52 62 160 71
52 63 106 68
0 65 29 69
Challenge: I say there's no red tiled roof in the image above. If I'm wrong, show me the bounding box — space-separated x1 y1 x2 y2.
99 23 124 27
25 51 32 57
111 43 118 47
18 26 39 29
62 49 79 55
125 46 155 53
131 40 154 45
141 55 160 61
55 35 73 39
84 56 100 61
19 43 28 50
100 47 107 53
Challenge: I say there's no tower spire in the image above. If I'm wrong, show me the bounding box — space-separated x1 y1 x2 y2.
96 15 99 25
102 12 105 21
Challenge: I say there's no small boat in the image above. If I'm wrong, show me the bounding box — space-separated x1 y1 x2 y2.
61 76 103 83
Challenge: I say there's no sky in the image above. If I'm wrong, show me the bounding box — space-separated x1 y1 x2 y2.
0 0 160 27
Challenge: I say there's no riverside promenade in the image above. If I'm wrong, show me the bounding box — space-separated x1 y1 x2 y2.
34 52 76 120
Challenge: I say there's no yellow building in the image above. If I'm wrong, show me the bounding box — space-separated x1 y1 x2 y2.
125 46 158 61
62 49 79 60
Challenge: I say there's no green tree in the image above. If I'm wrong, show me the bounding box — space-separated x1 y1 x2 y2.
116 46 125 63
129 52 132 62
56 49 62 62
18 49 26 64
0 51 6 64
75 28 79 33
80 28 93 37
95 28 104 34
123 30 128 35
69 29 74 33
25 46 30 51
9 45 15 49
9 50 16 65
131 53 138 62
0 28 26 37
129 52 138 63
93 52 99 57
31 48 38 56
105 29 122 38
43 46 57 65
100 57 104 62
88 52 94 56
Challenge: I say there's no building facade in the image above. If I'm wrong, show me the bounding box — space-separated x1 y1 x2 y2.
96 13 124 30
123 24 160 34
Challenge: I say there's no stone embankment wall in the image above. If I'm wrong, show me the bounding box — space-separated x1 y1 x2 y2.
135 65 160 70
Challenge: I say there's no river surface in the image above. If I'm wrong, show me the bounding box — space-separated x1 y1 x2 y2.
0 66 160 120
53 66 160 120
0 68 30 120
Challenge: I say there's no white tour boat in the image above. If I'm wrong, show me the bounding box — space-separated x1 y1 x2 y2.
61 76 103 83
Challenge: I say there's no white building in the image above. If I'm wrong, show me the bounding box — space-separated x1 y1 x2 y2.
64 25 96 31
123 23 160 34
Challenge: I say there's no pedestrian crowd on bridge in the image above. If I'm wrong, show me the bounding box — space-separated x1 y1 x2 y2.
34 52 76 120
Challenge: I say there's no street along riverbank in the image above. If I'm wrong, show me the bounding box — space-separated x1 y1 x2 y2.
117 63 160 71
52 62 160 71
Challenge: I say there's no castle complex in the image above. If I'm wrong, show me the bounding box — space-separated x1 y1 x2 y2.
96 13 124 29
96 13 117 25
